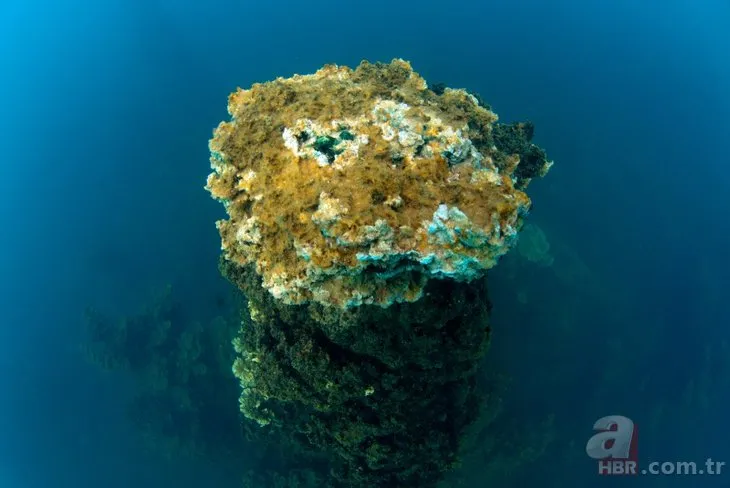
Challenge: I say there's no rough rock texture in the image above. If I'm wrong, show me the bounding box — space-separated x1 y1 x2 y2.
220 259 492 487
206 59 553 487
206 59 552 309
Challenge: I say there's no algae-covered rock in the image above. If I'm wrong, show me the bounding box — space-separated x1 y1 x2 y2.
220 259 492 487
206 59 553 487
206 59 552 309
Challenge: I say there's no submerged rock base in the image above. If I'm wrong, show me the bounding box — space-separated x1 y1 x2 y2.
206 59 553 486
221 259 491 487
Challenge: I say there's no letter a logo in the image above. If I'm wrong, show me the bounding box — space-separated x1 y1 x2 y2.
586 415 636 460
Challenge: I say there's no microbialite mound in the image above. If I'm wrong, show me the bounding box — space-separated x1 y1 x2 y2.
206 59 552 487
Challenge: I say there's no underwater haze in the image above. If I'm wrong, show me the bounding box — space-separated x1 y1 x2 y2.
1 0 729 487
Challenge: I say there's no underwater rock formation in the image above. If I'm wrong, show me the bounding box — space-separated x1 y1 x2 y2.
207 59 551 309
207 59 552 486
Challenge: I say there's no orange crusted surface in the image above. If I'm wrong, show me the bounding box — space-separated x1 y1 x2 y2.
206 59 548 308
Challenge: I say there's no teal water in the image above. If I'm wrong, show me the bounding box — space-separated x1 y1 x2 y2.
1 0 728 486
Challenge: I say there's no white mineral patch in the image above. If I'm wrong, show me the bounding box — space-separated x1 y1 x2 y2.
236 216 262 245
236 169 258 191
314 151 330 167
284 119 366 168
282 127 299 153
294 240 313 261
264 272 292 301
372 100 411 126
384 195 403 208
398 129 422 147
470 168 502 186
312 192 348 229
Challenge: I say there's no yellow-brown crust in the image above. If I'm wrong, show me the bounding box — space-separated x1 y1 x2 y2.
206 59 548 308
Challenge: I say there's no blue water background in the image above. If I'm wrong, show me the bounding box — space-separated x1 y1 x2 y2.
1 0 728 486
